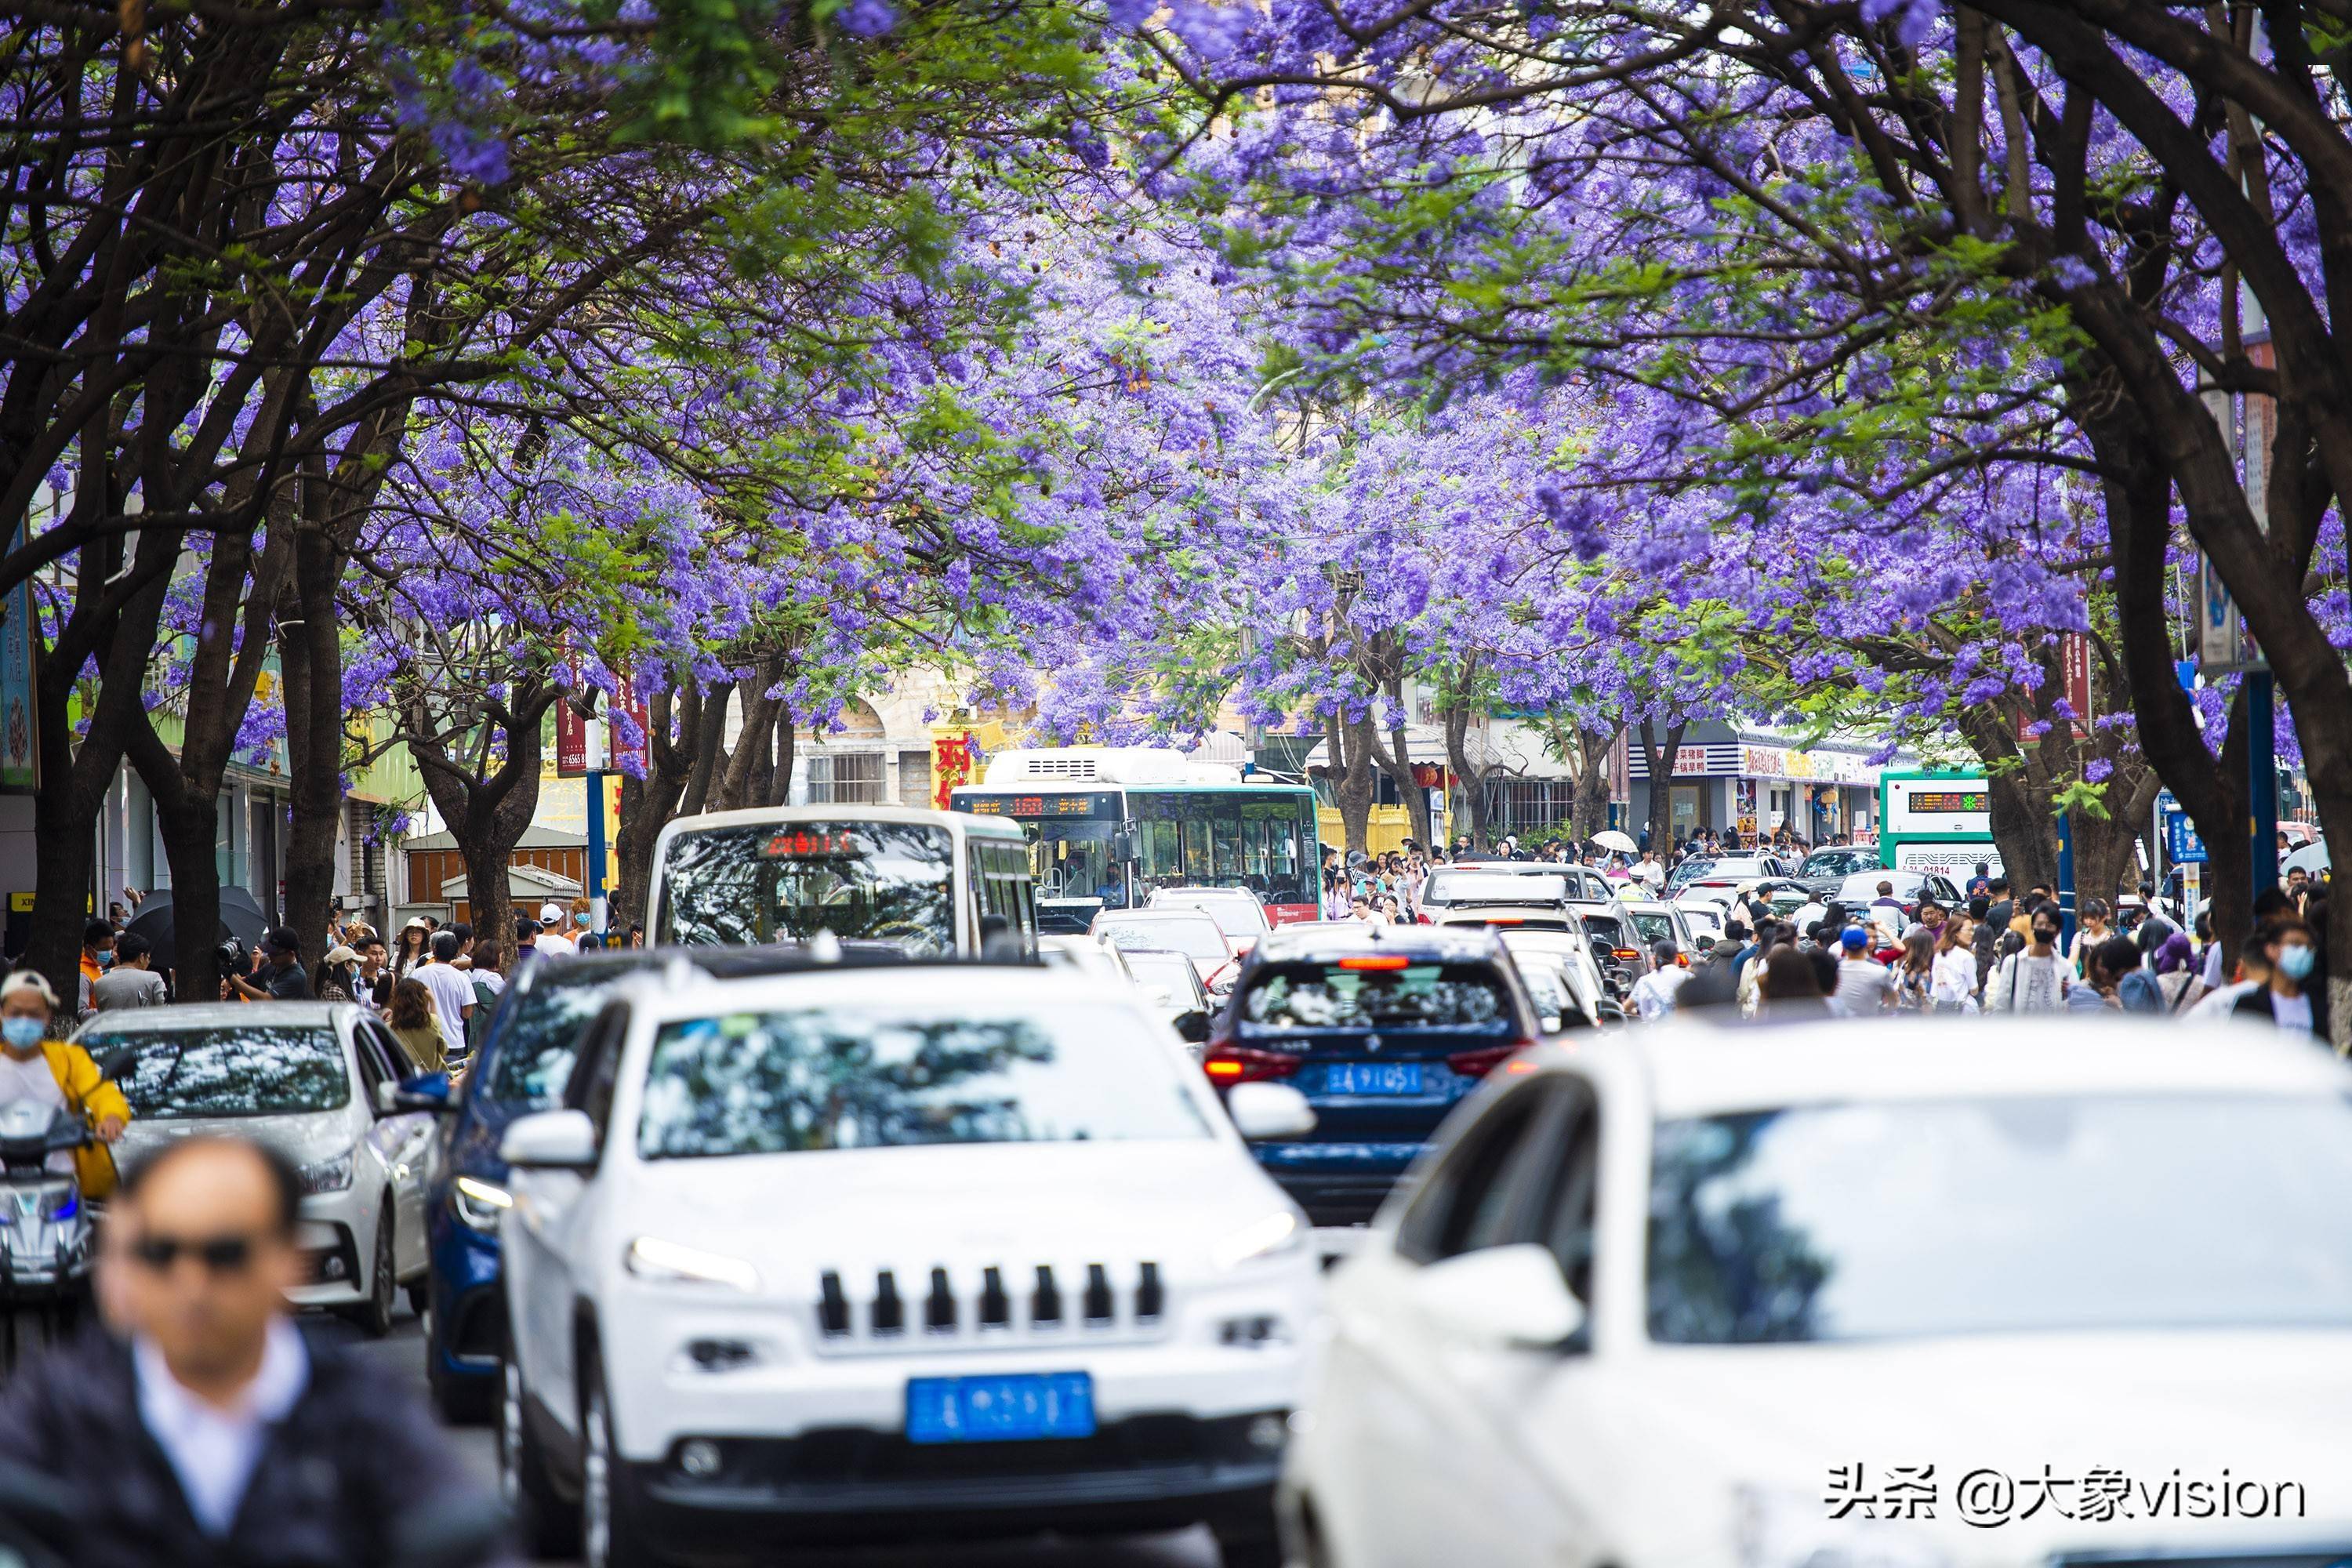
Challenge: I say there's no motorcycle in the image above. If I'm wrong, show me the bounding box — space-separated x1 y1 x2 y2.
0 1047 131 1373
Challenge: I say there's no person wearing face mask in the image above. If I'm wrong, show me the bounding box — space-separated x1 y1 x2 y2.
2232 916 2329 1039
0 971 129 1199
1987 902 2072 1013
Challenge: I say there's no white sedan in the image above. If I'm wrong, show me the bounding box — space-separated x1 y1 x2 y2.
1281 1019 2352 1567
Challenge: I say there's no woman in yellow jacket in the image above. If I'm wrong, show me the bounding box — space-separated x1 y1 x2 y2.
0 971 128 1198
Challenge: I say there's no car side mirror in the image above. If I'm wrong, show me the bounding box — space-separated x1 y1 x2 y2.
93 1047 136 1083
1225 1081 1316 1140
499 1108 599 1171
379 1073 455 1116
1171 1007 1211 1044
1410 1243 1585 1348
1112 830 1138 863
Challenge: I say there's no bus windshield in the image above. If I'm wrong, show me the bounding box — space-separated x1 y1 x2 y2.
656 822 956 954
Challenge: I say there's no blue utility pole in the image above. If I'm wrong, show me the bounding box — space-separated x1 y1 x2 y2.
586 768 608 936
2056 810 2076 948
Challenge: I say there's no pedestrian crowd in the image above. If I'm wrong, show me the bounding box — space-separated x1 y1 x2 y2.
67 895 648 1073
1655 867 2331 1043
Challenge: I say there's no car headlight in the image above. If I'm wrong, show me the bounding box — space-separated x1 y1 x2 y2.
299 1150 354 1195
626 1236 760 1292
1209 1210 1305 1271
1736 1484 1951 1568
452 1176 513 1232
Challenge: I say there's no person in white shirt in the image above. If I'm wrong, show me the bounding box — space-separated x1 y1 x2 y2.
414 931 477 1032
1929 916 1980 1011
1831 927 1895 1014
1987 903 2071 1012
1632 851 1665 891
1628 938 1690 1020
532 901 578 957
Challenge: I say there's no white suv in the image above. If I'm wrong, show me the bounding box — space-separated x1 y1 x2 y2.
495 961 1320 1568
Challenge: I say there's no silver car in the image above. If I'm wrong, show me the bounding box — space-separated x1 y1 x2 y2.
72 1002 437 1336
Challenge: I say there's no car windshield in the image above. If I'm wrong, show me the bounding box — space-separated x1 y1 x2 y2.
635 1001 1211 1159
1648 1094 2352 1343
481 967 652 1106
1239 961 1512 1033
1096 916 1226 961
1802 851 1870 877
1426 870 1569 905
1153 895 1267 935
1581 914 1631 950
656 822 956 955
1124 951 1198 996
1628 909 1678 945
96 1025 349 1119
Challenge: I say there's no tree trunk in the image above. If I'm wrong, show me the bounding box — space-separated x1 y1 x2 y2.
1440 702 1488 845
278 521 346 949
405 681 559 964
1637 719 1686 856
21 522 176 1007
1366 674 1432 849
1571 726 1614 840
612 686 696 930
152 793 227 1001
1326 714 1374 858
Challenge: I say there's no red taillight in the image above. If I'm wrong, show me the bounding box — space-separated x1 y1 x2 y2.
1338 955 1410 970
1675 953 1690 967
1203 1046 1300 1083
1613 947 1642 962
1449 1040 1537 1078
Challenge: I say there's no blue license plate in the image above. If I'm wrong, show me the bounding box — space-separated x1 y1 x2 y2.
1324 1062 1425 1096
906 1372 1095 1446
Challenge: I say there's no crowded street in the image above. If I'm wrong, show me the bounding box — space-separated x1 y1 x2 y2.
6 0 2352 1562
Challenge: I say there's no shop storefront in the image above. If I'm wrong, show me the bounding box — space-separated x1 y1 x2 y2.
1628 729 1892 846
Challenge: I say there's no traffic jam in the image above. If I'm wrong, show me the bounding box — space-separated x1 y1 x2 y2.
132 745 2352 1566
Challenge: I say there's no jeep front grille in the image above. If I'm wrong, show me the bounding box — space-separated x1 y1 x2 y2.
814 1261 1167 1352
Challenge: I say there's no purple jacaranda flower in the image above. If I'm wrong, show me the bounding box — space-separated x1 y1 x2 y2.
836 0 899 36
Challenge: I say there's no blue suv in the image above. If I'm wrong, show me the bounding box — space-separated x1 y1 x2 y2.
421 942 915 1421
1201 925 1541 1228
423 950 668 1419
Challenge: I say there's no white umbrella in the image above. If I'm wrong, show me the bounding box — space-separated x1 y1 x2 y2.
1591 829 1639 855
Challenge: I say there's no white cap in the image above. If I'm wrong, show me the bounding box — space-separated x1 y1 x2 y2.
539 902 565 923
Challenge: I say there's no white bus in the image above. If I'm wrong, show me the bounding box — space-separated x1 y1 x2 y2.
644 805 1037 957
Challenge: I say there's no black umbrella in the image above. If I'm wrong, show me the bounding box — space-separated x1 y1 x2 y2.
121 887 272 956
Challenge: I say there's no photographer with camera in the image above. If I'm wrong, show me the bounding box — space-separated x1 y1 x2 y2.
223 930 310 1003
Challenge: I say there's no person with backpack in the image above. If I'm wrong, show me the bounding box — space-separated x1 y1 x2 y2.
1987 902 2071 1012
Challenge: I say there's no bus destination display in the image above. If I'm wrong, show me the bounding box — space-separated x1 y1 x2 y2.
1906 790 1987 815
957 792 1117 818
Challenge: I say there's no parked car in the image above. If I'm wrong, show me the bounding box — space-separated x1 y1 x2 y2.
1204 925 1541 1229
1419 864 1615 916
1494 929 1617 1029
1664 853 1795 895
1283 1018 2352 1568
1828 869 1963 919
1123 946 1217 1044
76 1001 441 1337
1091 907 1241 996
1794 844 1884 896
1038 933 1138 986
496 961 1319 1567
1147 885 1274 956
1620 899 1701 965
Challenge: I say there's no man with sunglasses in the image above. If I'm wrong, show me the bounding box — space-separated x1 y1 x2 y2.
0 1137 510 1567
